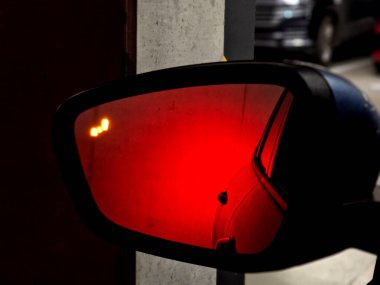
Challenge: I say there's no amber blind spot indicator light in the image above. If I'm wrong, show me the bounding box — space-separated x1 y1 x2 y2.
89 118 110 137
101 118 109 131
90 127 99 137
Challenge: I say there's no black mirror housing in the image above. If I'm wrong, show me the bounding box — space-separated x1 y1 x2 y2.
53 61 380 272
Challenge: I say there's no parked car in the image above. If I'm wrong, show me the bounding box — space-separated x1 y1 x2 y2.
255 0 377 65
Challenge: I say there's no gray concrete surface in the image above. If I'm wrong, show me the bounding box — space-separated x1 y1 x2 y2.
247 249 376 285
136 253 216 285
137 0 225 74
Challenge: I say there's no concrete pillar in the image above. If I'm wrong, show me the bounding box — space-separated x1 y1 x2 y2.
137 0 225 74
136 0 224 283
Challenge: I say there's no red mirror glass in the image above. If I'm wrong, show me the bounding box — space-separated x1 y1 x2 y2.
74 84 292 254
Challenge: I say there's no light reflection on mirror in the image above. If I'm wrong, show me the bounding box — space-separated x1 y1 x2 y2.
75 84 293 254
90 118 110 137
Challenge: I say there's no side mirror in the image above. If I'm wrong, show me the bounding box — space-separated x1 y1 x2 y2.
53 62 380 272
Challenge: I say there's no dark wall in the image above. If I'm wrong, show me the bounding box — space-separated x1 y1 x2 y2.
224 0 255 60
0 1 126 283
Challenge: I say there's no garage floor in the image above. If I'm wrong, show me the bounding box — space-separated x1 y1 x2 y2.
246 249 376 285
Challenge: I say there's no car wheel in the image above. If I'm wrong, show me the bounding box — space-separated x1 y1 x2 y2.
315 16 335 66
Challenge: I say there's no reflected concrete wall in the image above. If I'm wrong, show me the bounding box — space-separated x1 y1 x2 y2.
136 0 224 283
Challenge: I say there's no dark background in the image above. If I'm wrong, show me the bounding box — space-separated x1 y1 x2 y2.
0 1 127 283
0 1 257 283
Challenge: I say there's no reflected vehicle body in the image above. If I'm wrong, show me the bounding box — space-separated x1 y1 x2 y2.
213 91 292 254
255 0 377 64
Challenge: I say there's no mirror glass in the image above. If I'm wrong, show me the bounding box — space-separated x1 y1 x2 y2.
75 84 293 254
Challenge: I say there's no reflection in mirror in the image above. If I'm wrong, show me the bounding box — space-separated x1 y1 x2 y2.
75 84 293 254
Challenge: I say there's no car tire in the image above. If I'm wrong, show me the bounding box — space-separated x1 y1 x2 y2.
315 16 335 66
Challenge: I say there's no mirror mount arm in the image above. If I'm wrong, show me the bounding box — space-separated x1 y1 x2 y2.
368 258 380 285
341 202 380 285
340 202 380 254
217 270 244 285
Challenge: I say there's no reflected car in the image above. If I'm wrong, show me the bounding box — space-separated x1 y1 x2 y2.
213 90 292 254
